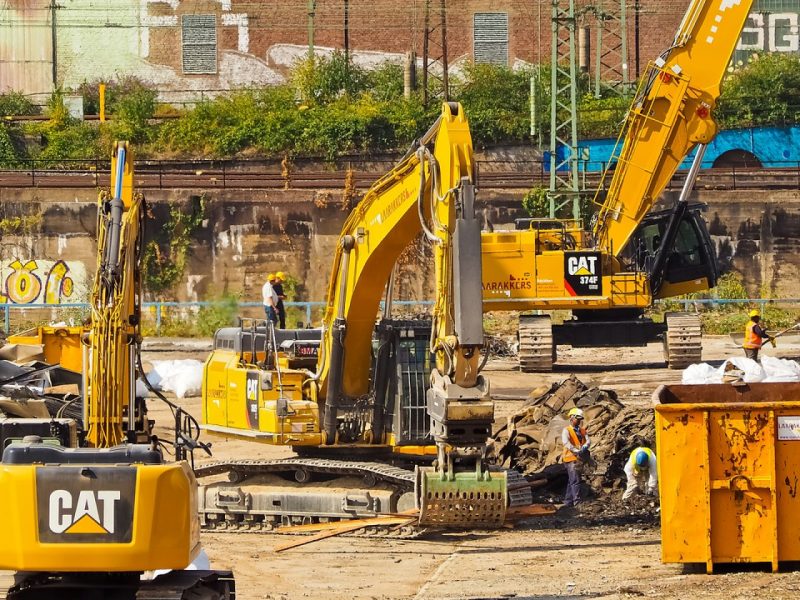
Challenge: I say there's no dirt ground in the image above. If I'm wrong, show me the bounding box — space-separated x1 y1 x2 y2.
101 336 800 598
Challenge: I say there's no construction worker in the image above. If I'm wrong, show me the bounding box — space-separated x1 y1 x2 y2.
561 407 590 507
623 447 658 501
743 309 773 361
273 271 287 329
262 273 279 325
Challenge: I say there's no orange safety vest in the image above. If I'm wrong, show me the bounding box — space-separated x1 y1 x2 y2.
562 425 587 463
743 320 763 349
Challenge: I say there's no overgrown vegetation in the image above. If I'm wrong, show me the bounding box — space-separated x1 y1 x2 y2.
1 52 797 165
717 53 800 128
654 271 800 335
141 196 206 298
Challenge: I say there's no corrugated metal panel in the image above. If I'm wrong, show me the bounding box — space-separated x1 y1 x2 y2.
181 14 217 75
0 1 54 95
473 12 509 65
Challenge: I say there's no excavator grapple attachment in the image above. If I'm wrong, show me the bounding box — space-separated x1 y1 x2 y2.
416 467 507 528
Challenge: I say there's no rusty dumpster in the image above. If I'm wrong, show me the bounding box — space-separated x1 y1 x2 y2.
655 382 800 573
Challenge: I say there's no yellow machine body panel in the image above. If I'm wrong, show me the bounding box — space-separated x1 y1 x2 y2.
202 348 323 445
0 461 200 572
481 230 651 311
8 326 84 373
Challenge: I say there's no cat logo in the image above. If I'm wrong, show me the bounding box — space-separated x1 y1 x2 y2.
37 466 135 543
49 489 120 534
566 255 598 276
564 251 603 297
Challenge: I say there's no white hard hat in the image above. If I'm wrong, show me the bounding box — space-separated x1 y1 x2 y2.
568 407 584 419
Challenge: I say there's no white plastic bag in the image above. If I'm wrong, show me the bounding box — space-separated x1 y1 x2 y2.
761 356 800 382
140 359 204 399
720 357 765 383
681 362 721 384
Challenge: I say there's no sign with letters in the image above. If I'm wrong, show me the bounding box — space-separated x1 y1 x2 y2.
564 252 602 296
37 466 135 543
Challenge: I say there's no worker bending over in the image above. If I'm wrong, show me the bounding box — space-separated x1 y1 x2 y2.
623 447 658 501
561 407 590 507
743 309 773 361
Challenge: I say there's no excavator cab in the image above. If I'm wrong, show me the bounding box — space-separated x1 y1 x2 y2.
628 205 718 299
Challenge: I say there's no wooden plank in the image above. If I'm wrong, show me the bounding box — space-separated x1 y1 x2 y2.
273 517 416 552
277 510 418 534
505 504 558 519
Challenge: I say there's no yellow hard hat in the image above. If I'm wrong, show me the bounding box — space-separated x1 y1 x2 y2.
749 309 760 318
276 271 285 280
268 273 276 281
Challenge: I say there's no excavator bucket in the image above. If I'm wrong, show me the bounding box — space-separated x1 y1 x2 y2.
416 467 507 527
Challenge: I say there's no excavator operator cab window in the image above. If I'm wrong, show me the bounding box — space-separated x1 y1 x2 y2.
630 208 718 287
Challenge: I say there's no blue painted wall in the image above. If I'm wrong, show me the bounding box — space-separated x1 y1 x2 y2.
575 125 800 172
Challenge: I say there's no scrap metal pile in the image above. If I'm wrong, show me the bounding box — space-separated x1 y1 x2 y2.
489 375 655 494
0 341 82 422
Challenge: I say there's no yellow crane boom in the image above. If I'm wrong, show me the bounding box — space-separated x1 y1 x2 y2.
593 0 754 256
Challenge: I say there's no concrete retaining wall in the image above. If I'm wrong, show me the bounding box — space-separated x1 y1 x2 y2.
0 186 794 311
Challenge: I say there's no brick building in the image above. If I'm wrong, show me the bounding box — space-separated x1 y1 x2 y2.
1 0 798 101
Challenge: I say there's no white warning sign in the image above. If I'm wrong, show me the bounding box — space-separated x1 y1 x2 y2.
777 416 800 440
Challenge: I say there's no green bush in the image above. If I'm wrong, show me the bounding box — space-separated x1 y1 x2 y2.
195 294 240 337
454 63 532 145
578 94 630 138
717 53 800 127
110 78 157 143
522 187 549 217
0 91 39 117
0 126 21 168
293 51 369 106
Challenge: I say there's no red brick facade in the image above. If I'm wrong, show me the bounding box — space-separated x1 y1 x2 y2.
142 0 688 80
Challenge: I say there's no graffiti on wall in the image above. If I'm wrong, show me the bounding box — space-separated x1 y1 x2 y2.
739 11 800 53
0 259 88 305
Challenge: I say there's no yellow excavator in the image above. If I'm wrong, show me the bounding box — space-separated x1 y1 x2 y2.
200 102 528 530
481 0 754 371
198 0 754 529
0 143 234 598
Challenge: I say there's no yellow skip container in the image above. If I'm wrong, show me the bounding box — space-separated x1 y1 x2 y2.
655 382 800 573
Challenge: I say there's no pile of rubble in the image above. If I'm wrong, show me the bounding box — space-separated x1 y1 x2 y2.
490 375 655 494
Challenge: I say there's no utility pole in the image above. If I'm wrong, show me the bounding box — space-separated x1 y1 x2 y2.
439 0 449 101
344 0 350 63
50 0 58 87
307 0 316 59
634 0 640 78
423 0 430 106
421 0 448 107
591 0 629 97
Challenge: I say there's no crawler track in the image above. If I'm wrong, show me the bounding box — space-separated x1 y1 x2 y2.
196 458 530 535
664 313 702 369
518 315 555 372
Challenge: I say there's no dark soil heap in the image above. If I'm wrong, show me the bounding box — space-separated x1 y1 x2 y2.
490 375 656 494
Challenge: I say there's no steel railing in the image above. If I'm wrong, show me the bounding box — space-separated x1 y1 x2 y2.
0 299 435 335
3 158 800 191
1 298 795 336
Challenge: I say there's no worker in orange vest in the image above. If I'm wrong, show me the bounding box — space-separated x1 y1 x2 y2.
561 407 591 507
743 309 773 361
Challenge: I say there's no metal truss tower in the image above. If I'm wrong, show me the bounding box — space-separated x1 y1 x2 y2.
549 0 581 221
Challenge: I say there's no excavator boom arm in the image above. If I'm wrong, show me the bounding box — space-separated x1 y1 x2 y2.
316 103 479 404
592 0 754 256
